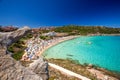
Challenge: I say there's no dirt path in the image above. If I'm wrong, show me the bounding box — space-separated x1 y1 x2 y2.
48 62 91 80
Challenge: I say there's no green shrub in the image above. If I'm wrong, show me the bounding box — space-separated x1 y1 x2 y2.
12 50 24 60
8 46 14 53
39 36 46 40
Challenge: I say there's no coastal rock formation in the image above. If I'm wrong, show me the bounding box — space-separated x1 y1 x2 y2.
0 27 49 80
29 57 49 80
0 26 31 47
0 49 43 80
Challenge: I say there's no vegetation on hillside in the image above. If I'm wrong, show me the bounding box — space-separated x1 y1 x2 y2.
39 35 53 40
47 59 97 80
47 58 120 80
53 25 120 35
8 33 33 60
8 38 26 60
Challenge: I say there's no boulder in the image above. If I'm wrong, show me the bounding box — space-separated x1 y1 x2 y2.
29 57 49 80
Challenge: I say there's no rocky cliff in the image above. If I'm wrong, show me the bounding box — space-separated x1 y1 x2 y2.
0 27 48 80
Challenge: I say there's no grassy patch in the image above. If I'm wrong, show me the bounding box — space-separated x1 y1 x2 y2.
40 35 53 40
47 58 120 80
8 41 26 60
49 66 80 80
12 50 24 60
47 59 97 80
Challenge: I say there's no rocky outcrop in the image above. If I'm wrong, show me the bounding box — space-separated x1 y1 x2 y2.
29 57 49 80
0 26 31 47
0 49 43 80
0 27 49 80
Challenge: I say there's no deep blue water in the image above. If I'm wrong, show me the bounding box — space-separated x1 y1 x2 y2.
43 36 120 72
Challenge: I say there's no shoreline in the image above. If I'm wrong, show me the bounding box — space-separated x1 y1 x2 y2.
21 35 80 61
38 35 80 57
87 33 120 36
38 34 120 57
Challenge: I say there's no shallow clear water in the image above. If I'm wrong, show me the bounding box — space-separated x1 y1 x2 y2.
43 36 120 72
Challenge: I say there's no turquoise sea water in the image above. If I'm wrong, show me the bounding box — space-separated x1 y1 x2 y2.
43 36 120 72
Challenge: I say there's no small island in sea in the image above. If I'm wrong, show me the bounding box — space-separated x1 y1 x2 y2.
0 25 120 80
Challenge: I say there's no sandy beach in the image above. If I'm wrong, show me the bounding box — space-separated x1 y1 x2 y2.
37 36 79 57
21 35 80 61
